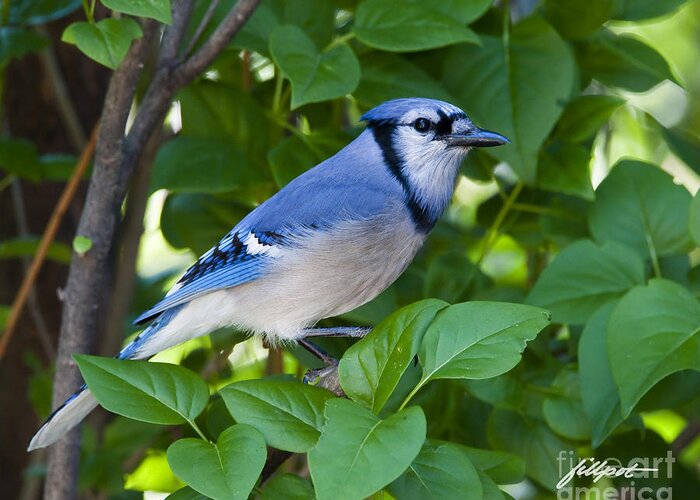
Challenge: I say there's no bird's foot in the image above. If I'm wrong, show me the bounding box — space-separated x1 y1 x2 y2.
303 360 344 397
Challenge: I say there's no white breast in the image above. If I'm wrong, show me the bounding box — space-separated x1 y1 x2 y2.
133 206 425 356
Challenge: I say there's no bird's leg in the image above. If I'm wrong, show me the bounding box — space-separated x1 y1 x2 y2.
299 339 337 366
302 326 372 338
299 339 345 396
299 328 371 396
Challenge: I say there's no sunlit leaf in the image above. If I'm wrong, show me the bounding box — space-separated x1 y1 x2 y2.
62 18 143 70
75 355 209 425
220 379 334 452
167 425 266 500
607 279 700 416
308 399 426 500
354 0 479 52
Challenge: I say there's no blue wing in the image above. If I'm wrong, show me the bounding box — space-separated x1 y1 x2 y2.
133 231 272 324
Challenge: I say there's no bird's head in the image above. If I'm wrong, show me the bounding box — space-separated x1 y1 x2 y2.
361 98 509 230
362 97 508 156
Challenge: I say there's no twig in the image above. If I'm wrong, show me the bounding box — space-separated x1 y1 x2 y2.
183 0 222 59
159 0 194 65
44 22 158 500
173 0 261 85
0 126 98 359
671 421 700 455
35 24 86 152
260 449 293 485
9 180 55 361
100 128 163 358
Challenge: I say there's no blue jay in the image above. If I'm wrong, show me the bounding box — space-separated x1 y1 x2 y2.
29 97 508 450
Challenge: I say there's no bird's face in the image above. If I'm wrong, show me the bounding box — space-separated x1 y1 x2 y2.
391 105 509 169
362 98 509 231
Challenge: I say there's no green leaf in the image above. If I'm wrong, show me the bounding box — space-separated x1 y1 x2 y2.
553 95 625 144
443 16 575 183
536 143 594 200
424 252 476 302
177 81 273 159
9 0 81 25
163 200 250 254
62 18 143 70
607 279 700 416
526 239 645 324
544 0 616 39
166 487 209 500
613 0 687 20
478 471 508 500
588 160 693 257
542 368 592 440
353 0 479 52
72 235 93 256
101 0 172 24
418 302 550 384
308 399 426 500
388 440 482 500
160 193 251 254
664 126 700 175
0 27 48 66
260 473 314 500
75 355 209 425
167 425 266 500
220 379 334 452
577 31 678 92
338 299 448 412
0 136 41 181
0 237 71 264
457 445 526 485
354 52 455 107
421 0 491 24
464 374 525 410
0 305 11 331
488 408 574 491
268 130 350 188
691 191 700 246
124 450 185 492
270 25 360 109
231 0 279 54
232 0 334 55
152 136 262 193
579 302 625 447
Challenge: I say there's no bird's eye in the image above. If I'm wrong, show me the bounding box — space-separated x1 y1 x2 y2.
413 118 432 133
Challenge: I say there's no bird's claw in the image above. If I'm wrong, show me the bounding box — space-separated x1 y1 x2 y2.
303 361 344 397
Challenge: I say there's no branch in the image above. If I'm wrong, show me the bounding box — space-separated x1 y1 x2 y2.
35 24 86 152
260 449 294 485
159 0 194 65
0 126 97 360
174 0 261 85
43 22 158 500
43 1 263 496
182 0 221 59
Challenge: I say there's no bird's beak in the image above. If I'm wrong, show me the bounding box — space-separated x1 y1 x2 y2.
444 128 510 148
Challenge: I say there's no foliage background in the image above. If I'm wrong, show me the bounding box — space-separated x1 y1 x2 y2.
1 0 700 498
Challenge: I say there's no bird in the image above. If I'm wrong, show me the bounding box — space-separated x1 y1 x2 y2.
28 97 508 450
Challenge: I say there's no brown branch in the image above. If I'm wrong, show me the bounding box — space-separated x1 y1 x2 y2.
9 180 54 361
0 125 97 360
173 0 261 85
183 0 221 59
43 22 158 500
42 2 262 497
260 449 294 485
159 0 194 65
35 24 86 152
